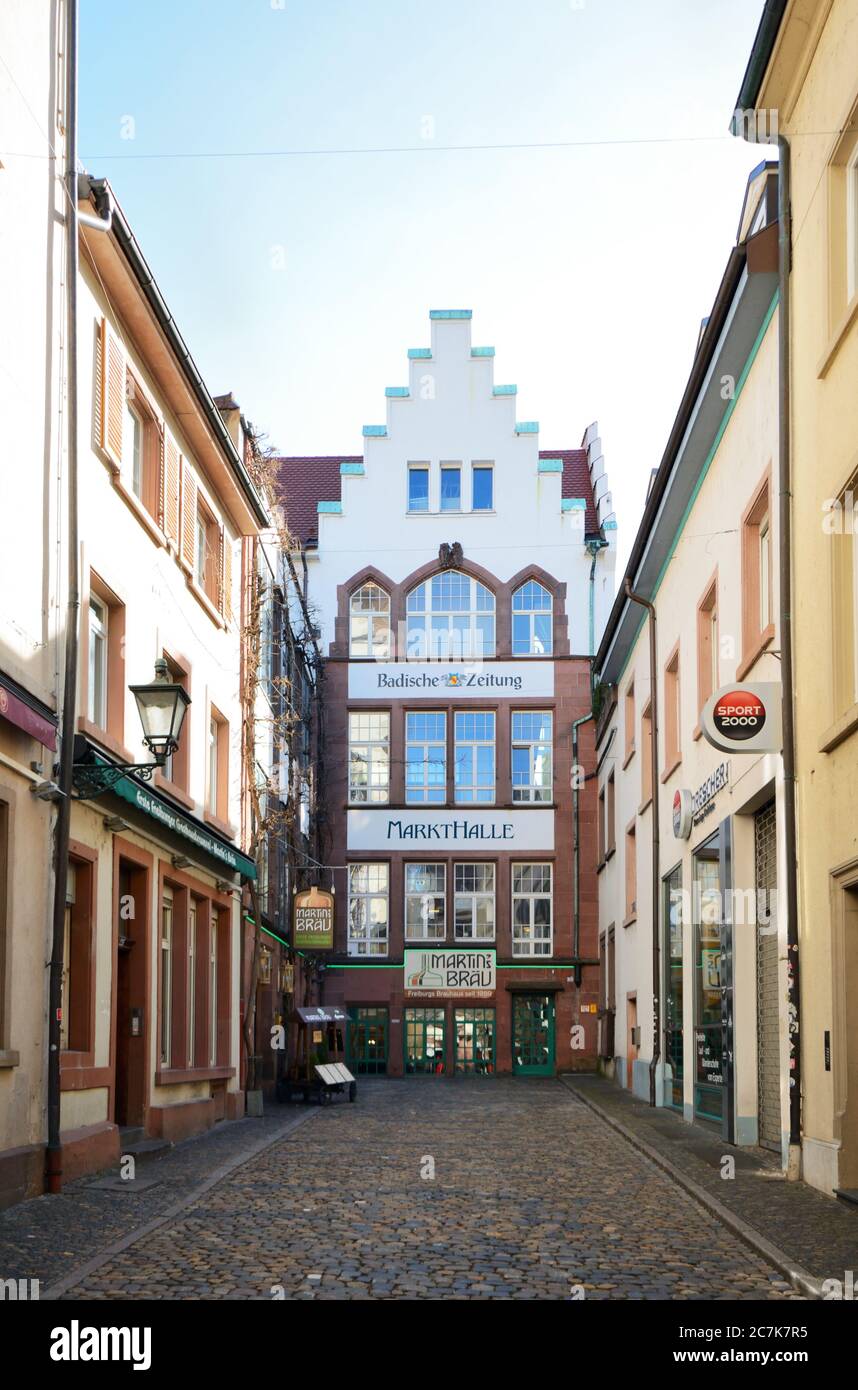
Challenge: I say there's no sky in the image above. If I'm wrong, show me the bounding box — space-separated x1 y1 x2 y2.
78 0 766 570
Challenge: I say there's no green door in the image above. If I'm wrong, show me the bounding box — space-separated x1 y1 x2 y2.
455 1008 495 1074
347 1006 388 1075
404 1007 446 1074
512 994 555 1075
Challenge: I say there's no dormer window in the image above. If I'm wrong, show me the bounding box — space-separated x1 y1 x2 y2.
406 571 495 660
350 583 392 658
512 580 553 655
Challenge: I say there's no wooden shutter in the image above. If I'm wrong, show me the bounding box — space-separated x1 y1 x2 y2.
100 317 125 469
223 531 233 624
180 461 197 571
163 431 180 544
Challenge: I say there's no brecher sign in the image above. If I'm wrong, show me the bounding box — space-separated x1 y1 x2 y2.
700 682 782 756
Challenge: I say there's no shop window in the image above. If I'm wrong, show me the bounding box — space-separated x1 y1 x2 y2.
349 583 391 658
405 1007 446 1074
511 711 552 802
406 711 446 804
348 863 389 957
454 863 495 940
455 1007 495 1073
664 865 684 1111
512 863 552 957
405 863 446 941
512 580 553 656
694 832 724 1123
454 711 495 803
348 711 390 803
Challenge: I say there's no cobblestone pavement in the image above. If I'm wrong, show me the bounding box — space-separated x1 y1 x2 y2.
562 1074 858 1285
34 1079 804 1300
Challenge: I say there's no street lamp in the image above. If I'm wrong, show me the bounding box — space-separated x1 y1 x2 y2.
70 658 191 800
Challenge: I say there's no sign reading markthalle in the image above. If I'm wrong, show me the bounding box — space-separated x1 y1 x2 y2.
293 887 335 951
701 682 782 755
404 949 496 997
348 661 554 699
348 808 554 852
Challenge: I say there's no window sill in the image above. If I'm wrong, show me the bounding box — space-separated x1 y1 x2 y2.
111 474 168 548
77 717 135 765
155 1065 235 1086
622 746 635 770
819 700 858 754
596 858 606 875
660 755 682 785
736 623 775 682
622 914 637 929
638 795 653 815
692 722 703 742
186 575 226 629
154 772 195 811
0 1050 20 1069
817 288 858 379
203 809 236 840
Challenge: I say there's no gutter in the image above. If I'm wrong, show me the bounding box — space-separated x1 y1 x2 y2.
624 579 660 1109
84 178 270 530
733 0 788 117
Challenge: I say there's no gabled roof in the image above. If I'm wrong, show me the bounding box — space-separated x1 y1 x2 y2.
275 449 598 546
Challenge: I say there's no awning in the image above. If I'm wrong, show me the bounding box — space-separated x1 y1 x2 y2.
0 672 57 751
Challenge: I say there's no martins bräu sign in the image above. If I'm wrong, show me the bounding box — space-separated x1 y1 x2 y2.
293 887 335 950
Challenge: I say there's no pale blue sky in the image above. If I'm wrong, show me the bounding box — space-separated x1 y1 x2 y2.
79 0 766 564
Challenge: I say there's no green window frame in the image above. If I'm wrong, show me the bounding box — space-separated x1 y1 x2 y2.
404 1007 446 1074
347 1006 389 1075
454 1007 495 1074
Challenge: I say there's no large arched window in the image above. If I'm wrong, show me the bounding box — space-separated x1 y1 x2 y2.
350 582 391 658
406 571 495 659
512 580 553 656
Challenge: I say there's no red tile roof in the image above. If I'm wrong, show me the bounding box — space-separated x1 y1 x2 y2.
275 448 598 545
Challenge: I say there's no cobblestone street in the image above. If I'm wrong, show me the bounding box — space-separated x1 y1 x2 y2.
8 1079 809 1301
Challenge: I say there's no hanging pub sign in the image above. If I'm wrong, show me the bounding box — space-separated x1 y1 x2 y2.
293 887 335 951
701 682 782 755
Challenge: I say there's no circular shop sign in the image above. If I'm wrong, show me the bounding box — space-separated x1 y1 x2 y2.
712 689 766 742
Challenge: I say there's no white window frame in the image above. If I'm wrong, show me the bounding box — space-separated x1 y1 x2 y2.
406 571 496 660
348 711 390 804
208 716 219 816
407 462 430 513
511 710 553 803
348 862 389 957
405 711 446 804
124 399 143 497
454 710 495 804
405 863 447 941
440 462 462 512
349 583 391 658
512 580 554 656
88 595 108 727
512 862 553 957
454 862 495 941
160 887 173 1067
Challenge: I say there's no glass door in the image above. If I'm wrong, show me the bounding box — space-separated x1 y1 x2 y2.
347 1006 389 1074
694 836 723 1123
664 865 684 1110
455 1008 495 1073
404 1007 446 1074
512 994 555 1075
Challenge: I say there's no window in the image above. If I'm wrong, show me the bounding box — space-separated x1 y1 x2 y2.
512 581 553 655
454 863 495 940
349 712 390 803
209 911 218 1066
511 711 553 802
598 785 606 863
406 712 446 803
624 679 635 762
195 501 220 605
408 464 429 512
406 571 495 660
697 578 719 714
472 464 493 511
208 707 229 822
124 401 143 499
348 863 389 957
160 653 189 791
160 887 173 1067
848 144 858 304
440 464 461 511
512 863 552 957
625 822 637 922
607 772 616 854
831 474 858 714
188 900 197 1068
88 596 108 728
740 474 774 673
641 701 653 806
405 863 446 941
454 711 495 803
664 645 681 774
349 583 391 658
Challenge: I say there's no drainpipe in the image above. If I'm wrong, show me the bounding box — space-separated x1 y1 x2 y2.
572 713 592 988
776 138 801 1171
624 580 660 1107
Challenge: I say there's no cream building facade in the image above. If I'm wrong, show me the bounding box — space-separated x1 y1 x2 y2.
594 166 793 1158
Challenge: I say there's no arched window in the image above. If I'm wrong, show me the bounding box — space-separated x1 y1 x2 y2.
406 571 495 660
512 580 553 655
350 582 391 658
